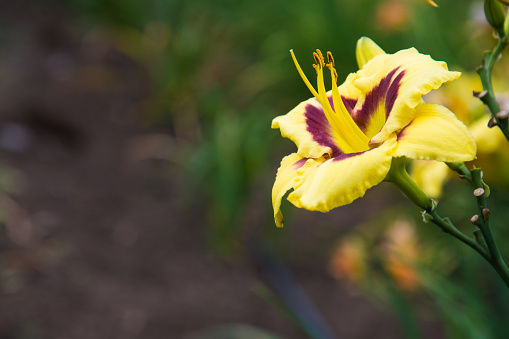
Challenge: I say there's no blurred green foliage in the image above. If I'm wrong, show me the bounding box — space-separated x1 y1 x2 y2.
61 0 486 255
56 0 509 337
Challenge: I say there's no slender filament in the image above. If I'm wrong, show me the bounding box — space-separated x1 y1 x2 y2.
290 49 369 153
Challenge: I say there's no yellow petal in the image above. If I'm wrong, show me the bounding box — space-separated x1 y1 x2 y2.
409 160 449 198
272 153 323 227
287 134 397 212
337 65 391 141
272 97 347 158
354 48 461 144
395 103 476 162
356 37 386 69
469 115 505 154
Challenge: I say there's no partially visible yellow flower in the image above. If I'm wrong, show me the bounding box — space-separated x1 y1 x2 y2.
424 72 485 125
426 0 438 7
410 160 449 198
411 73 509 197
469 115 509 186
470 115 506 153
272 38 476 227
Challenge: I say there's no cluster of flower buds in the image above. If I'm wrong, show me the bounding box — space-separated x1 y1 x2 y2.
485 0 509 36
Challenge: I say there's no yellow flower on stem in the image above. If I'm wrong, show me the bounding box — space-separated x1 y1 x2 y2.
272 37 476 227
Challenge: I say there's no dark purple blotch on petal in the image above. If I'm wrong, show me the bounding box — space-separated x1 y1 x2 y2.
304 103 343 157
292 158 308 169
326 95 358 115
332 147 375 162
353 67 405 132
342 96 358 114
385 71 405 119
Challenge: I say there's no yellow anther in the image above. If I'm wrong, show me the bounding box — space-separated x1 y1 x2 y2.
312 63 320 75
313 53 320 66
314 50 325 67
326 63 337 81
426 0 438 7
327 51 334 66
313 54 322 69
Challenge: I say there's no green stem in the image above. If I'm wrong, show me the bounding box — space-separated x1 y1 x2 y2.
385 157 431 210
447 162 509 287
386 158 487 258
386 158 509 287
477 35 509 141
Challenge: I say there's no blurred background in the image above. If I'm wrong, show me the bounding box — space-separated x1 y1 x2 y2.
0 0 508 338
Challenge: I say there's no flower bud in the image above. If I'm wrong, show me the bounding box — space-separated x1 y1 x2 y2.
485 0 506 34
356 37 385 69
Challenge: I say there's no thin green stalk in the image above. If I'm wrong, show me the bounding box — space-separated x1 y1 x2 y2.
476 35 509 141
426 209 490 263
470 170 509 287
386 158 488 260
386 158 509 288
447 162 509 287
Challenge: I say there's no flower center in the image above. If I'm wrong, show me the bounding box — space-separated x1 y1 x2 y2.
291 49 370 154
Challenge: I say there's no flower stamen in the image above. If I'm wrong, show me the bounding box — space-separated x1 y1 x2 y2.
314 50 325 68
326 52 370 150
290 50 319 98
290 49 369 153
327 51 335 67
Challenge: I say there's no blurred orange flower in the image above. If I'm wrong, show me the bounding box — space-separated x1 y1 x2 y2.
376 0 412 32
330 238 367 284
383 220 421 291
330 220 422 292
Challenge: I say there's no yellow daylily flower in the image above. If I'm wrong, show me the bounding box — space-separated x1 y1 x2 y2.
272 37 476 227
